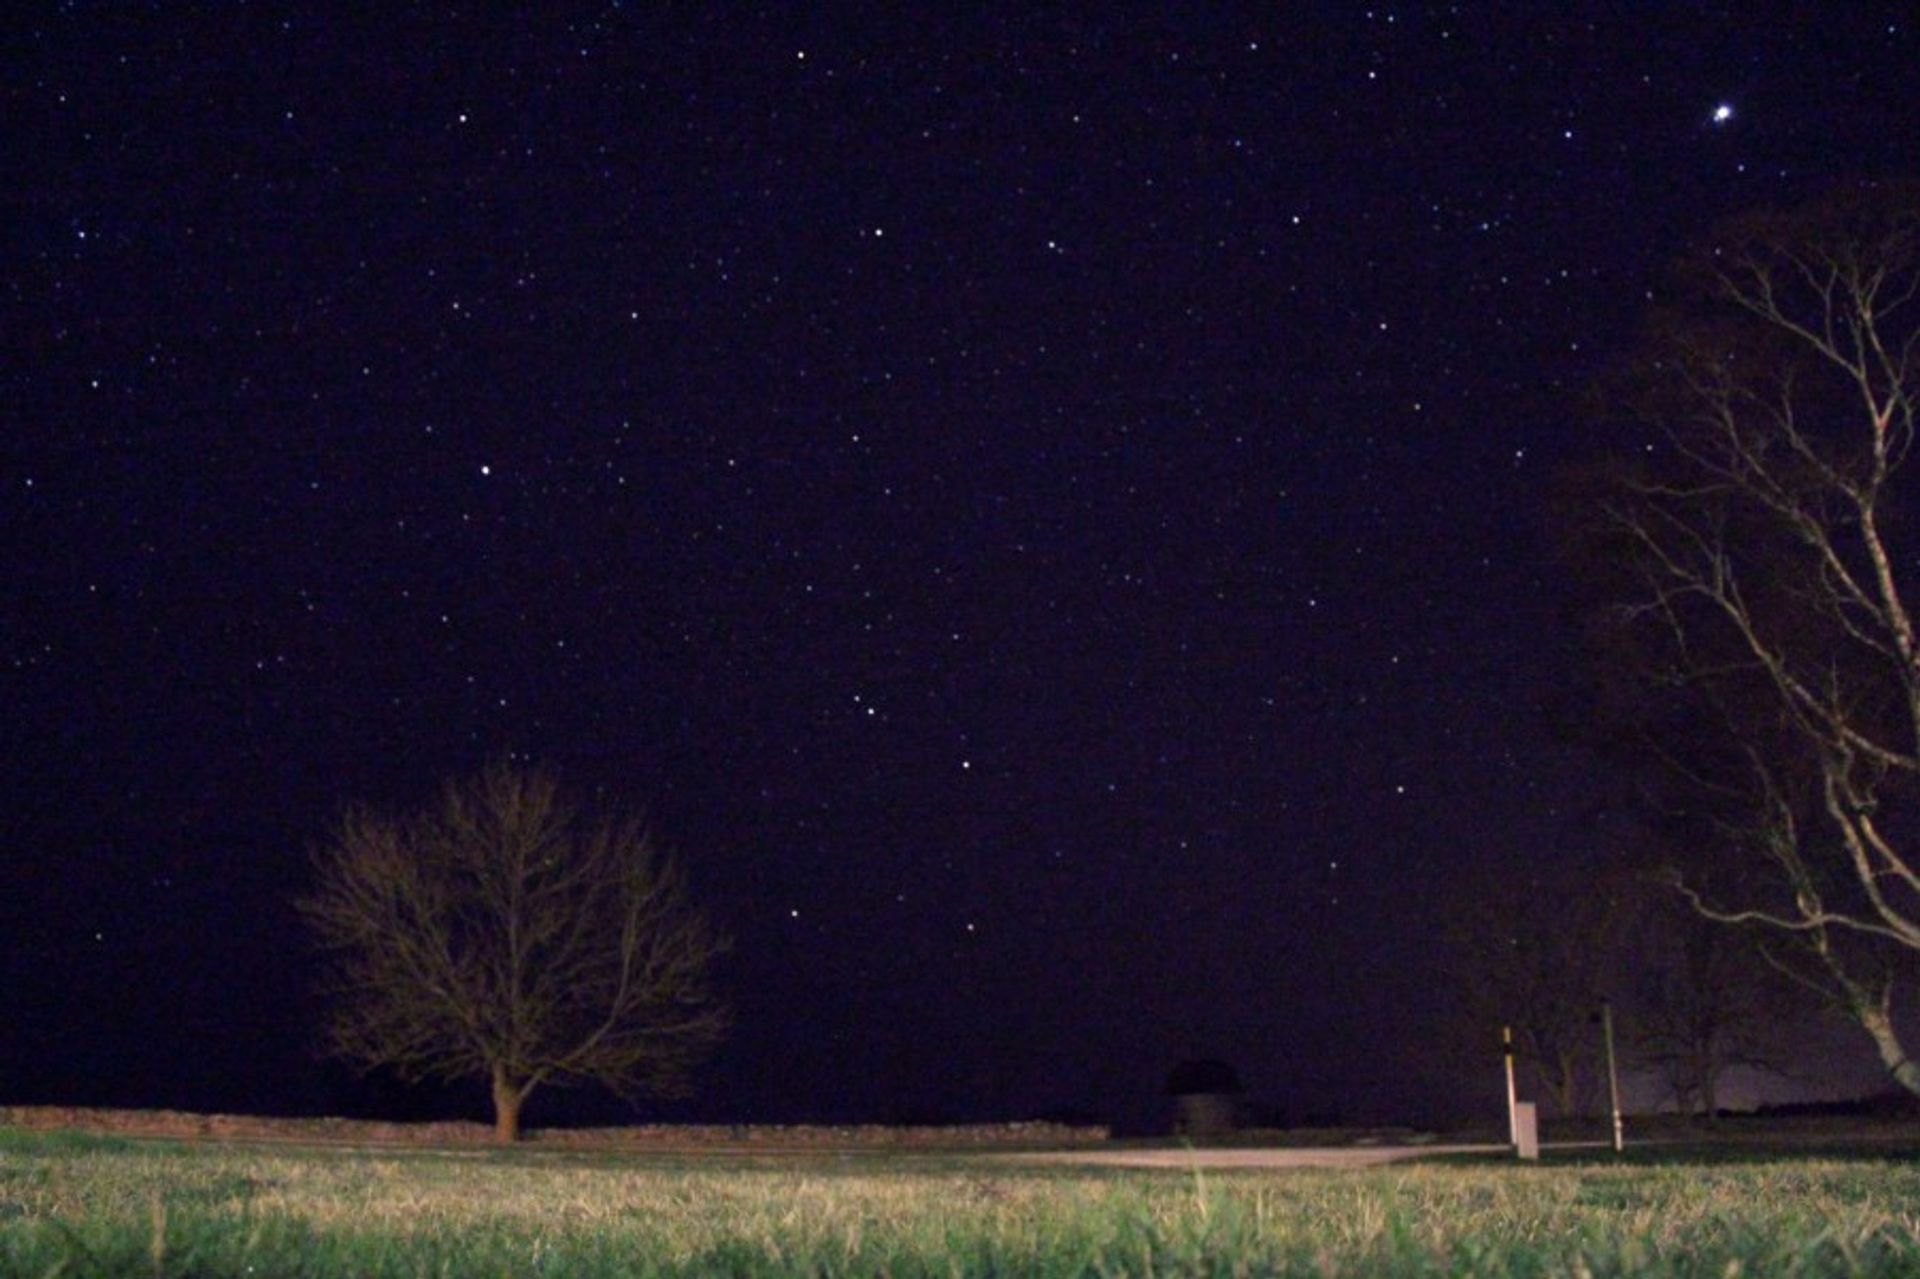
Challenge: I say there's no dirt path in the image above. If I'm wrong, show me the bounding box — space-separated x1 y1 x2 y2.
999 1143 1506 1170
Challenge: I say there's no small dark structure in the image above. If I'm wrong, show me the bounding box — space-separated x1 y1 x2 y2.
1166 1058 1243 1138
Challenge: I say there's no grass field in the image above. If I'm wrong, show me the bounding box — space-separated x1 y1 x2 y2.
3 1128 1918 1276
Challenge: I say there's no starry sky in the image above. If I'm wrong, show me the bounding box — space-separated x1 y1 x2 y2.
6 5 1917 1133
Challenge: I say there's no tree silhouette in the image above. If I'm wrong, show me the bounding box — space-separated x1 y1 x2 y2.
1622 890 1804 1117
1443 858 1627 1118
301 761 729 1140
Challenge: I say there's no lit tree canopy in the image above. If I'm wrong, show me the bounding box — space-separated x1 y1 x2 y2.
1585 182 1920 1094
301 761 730 1140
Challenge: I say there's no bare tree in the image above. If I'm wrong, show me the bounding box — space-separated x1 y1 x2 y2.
1622 891 1802 1117
300 761 730 1141
1444 859 1627 1118
1589 182 1920 1095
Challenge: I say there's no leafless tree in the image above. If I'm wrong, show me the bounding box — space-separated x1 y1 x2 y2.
1444 860 1628 1118
1622 891 1802 1117
1590 182 1920 1094
300 761 730 1141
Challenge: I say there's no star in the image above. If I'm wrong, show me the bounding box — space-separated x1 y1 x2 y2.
1711 103 1735 125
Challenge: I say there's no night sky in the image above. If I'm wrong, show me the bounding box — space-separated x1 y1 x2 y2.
7 6 1917 1134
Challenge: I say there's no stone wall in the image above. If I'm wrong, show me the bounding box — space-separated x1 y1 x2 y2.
0 1105 1108 1148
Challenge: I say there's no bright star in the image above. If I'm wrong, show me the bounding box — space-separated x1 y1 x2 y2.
1711 103 1734 125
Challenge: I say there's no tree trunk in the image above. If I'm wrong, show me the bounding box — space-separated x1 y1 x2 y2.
1856 1004 1920 1099
491 1063 526 1143
1700 1059 1719 1119
1548 1053 1580 1118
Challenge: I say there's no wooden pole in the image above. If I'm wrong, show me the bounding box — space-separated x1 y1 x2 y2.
1601 1001 1624 1153
1502 1025 1519 1148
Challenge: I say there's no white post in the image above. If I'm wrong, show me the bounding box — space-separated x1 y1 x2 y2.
1601 1000 1624 1153
1513 1102 1540 1160
1502 1025 1518 1147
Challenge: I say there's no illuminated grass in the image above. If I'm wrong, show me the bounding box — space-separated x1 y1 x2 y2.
2 1129 1917 1276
